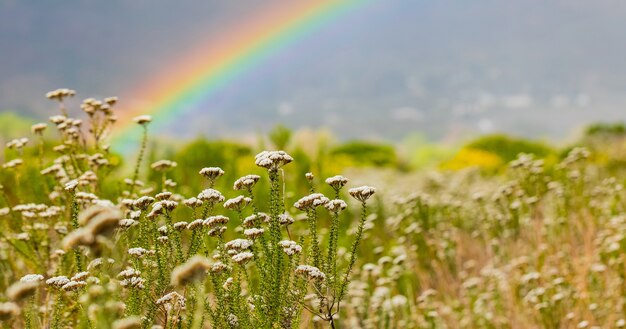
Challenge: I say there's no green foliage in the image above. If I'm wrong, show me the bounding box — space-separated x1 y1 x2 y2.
0 112 35 140
330 140 397 167
585 122 626 136
268 124 292 150
466 133 555 162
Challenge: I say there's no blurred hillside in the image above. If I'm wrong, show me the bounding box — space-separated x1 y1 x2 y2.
2 1 626 141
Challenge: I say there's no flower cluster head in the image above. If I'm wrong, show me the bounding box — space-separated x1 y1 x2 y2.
31 123 47 135
294 193 330 210
243 228 264 239
255 150 293 171
224 195 252 212
233 174 261 191
62 206 122 250
279 240 303 256
0 302 20 321
118 268 145 290
225 239 253 253
156 291 186 310
171 256 211 286
295 265 326 281
133 115 152 125
243 213 269 228
325 199 348 213
197 188 225 205
199 167 225 185
151 160 177 172
326 175 349 191
6 281 39 301
231 251 254 265
349 186 376 203
46 88 75 101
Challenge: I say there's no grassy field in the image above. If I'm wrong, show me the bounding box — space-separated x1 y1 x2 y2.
1 91 626 328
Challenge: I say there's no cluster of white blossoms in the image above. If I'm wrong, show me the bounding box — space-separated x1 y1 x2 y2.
295 265 326 281
46 88 76 101
294 193 330 210
348 186 377 203
233 174 261 191
254 150 293 170
279 240 303 256
133 115 152 125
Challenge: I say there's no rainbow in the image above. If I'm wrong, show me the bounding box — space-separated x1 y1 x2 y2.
112 0 368 152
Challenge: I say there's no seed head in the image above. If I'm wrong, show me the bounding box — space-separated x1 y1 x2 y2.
294 193 330 210
348 186 376 203
171 256 212 286
113 316 142 329
0 302 20 321
7 281 39 301
255 150 293 171
233 174 260 190
133 115 152 125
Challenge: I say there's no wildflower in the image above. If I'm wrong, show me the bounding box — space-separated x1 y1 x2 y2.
62 281 87 291
183 197 203 208
255 150 293 170
119 219 138 228
295 265 326 281
279 240 302 256
197 188 225 204
326 175 349 191
199 167 225 183
133 115 152 125
232 251 254 265
120 277 145 289
348 186 376 203
243 213 269 227
113 316 142 329
31 123 47 135
294 193 330 210
19 274 44 283
324 199 347 213
46 88 75 101
203 215 229 228
171 256 212 286
222 277 234 290
224 195 252 211
46 276 70 288
156 291 186 309
233 174 261 190
128 247 150 257
118 268 141 279
133 196 155 210
305 172 314 181
71 271 90 282
155 191 172 200
151 160 177 172
243 228 264 239
278 213 294 226
173 221 188 231
2 159 23 169
225 239 253 252
187 219 204 230
210 262 228 273
0 302 20 321
7 281 39 301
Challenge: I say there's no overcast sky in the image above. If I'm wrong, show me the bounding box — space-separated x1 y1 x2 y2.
2 0 626 142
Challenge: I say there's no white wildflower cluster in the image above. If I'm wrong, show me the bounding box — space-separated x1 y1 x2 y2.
197 188 225 205
233 174 261 190
279 240 302 256
348 186 376 203
199 167 224 183
295 265 326 281
254 151 293 170
224 195 252 212
294 193 330 210
204 215 229 236
325 175 349 191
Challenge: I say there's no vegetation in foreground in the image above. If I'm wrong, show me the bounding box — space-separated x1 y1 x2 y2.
2 90 626 328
